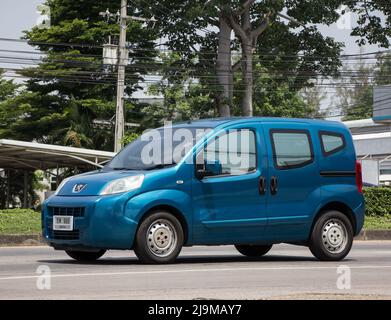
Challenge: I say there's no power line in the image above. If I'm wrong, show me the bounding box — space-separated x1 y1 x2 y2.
3 52 391 77
2 36 391 61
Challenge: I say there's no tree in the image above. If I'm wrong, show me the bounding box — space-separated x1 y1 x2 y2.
333 55 374 121
232 64 324 118
301 86 327 119
348 1 391 48
334 53 391 121
142 52 216 128
0 69 27 139
375 53 391 85
0 69 19 101
144 0 344 117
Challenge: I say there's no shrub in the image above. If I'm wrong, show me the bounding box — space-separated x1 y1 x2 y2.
363 187 391 217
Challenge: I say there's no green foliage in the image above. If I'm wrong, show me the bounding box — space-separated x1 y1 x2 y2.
375 54 391 85
342 85 373 121
123 132 140 146
363 187 391 217
0 209 41 235
0 69 19 101
337 53 391 121
348 1 391 48
364 216 391 230
249 65 324 118
0 170 43 209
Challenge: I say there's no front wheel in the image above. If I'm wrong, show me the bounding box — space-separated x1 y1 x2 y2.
65 250 106 262
134 211 184 264
235 244 273 257
309 210 353 261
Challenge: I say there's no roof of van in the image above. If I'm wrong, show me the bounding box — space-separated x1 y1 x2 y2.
172 117 346 129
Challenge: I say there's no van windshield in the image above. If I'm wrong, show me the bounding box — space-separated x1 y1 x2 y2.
105 127 212 171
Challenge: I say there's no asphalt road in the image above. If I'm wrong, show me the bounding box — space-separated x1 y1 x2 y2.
1 241 391 300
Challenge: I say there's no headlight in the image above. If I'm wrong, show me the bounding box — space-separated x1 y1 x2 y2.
54 177 72 196
100 175 144 195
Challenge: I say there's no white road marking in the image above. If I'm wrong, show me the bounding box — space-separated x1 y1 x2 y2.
1 264 391 281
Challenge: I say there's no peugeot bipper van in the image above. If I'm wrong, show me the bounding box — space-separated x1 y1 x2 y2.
42 118 365 264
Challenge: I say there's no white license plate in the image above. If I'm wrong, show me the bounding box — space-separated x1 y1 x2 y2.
53 216 74 231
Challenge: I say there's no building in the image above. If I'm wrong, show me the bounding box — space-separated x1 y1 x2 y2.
343 86 391 186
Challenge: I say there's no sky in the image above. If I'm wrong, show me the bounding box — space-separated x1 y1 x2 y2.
0 0 388 118
0 0 43 51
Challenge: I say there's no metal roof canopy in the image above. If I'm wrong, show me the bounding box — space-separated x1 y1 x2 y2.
0 139 116 171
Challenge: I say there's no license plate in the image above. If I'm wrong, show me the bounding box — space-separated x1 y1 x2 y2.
53 216 74 231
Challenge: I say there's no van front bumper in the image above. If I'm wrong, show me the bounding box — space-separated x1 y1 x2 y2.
42 194 138 250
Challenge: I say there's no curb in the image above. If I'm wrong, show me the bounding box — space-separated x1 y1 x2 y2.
355 229 391 241
0 234 44 246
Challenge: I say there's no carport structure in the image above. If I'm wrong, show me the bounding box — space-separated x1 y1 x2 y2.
0 139 116 208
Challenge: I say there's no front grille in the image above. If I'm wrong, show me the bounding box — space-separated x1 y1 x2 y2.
48 207 85 218
52 230 80 240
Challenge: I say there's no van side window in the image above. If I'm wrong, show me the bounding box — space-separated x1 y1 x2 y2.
271 130 314 170
204 129 257 176
320 131 346 156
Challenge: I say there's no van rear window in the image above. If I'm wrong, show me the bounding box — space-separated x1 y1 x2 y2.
270 130 314 170
319 131 346 156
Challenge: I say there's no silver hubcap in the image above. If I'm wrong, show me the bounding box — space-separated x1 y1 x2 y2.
147 219 177 258
321 219 348 254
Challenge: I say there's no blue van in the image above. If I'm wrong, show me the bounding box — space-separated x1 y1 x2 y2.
42 118 365 264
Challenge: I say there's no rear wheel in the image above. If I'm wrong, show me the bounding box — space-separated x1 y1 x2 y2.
65 250 106 262
134 211 184 264
235 244 273 257
309 210 353 261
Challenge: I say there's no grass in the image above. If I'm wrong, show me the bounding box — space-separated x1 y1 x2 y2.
364 216 391 230
0 209 41 235
0 209 391 235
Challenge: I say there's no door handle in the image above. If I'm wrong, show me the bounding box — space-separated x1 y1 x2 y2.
270 176 278 195
258 176 266 195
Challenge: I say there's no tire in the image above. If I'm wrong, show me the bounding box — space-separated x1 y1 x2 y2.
235 244 273 257
65 250 106 262
309 210 354 261
134 211 184 264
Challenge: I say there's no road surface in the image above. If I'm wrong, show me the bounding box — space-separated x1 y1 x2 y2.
1 241 391 299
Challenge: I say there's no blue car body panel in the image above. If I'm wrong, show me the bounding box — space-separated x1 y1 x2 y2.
42 117 365 250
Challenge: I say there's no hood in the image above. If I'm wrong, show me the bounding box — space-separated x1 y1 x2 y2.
57 170 144 196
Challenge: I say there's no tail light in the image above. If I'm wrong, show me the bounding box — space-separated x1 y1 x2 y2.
355 161 363 193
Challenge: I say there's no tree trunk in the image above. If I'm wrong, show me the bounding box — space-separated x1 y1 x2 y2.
216 14 232 117
240 5 253 117
227 1 269 117
241 44 253 116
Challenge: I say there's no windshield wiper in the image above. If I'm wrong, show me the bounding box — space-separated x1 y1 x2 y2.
111 167 135 171
144 163 176 171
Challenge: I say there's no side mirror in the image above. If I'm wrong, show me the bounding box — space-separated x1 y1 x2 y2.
196 160 222 179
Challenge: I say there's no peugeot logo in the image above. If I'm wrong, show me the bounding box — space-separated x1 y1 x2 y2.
72 183 87 193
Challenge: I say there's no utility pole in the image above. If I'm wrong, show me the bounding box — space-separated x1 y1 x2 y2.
101 1 156 152
114 0 127 153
